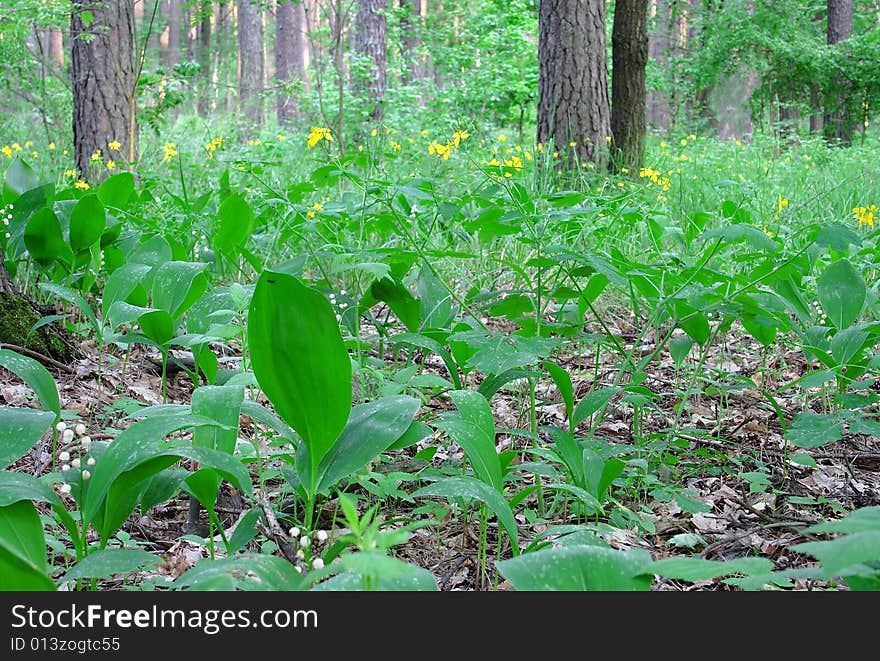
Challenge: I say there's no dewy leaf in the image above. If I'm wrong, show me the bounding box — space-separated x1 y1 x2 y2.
248 271 351 494
572 387 620 429
0 408 56 469
447 329 556 375
151 261 209 320
59 548 161 582
25 207 68 267
784 412 843 449
414 476 518 554
174 554 306 591
650 556 773 582
68 193 106 251
818 259 865 330
497 545 652 591
0 349 60 417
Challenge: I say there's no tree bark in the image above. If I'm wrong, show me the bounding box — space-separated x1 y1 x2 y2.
611 0 648 173
353 0 387 120
238 0 265 128
400 0 425 83
824 0 854 145
196 1 212 116
537 0 611 171
276 0 297 124
161 0 182 68
647 0 671 130
48 30 64 71
71 0 138 181
295 0 311 90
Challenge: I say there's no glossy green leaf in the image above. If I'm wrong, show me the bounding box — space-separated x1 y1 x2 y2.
543 361 574 426
497 545 652 591
215 192 254 257
0 349 59 416
68 193 106 251
97 172 135 209
650 556 773 582
0 408 56 468
102 262 151 317
434 390 502 492
818 259 865 330
0 500 54 590
572 387 619 429
60 548 161 582
39 282 99 333
151 261 208 320
174 554 306 591
24 207 67 267
248 271 351 494
785 412 843 449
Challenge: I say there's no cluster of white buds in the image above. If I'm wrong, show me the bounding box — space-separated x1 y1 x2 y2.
3 204 11 239
288 527 331 573
54 420 95 496
328 290 348 323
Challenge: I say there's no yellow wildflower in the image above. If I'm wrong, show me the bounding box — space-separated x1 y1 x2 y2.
498 135 507 143
91 149 102 162
162 142 178 162
64 169 77 178
371 129 378 137
106 160 116 170
307 127 333 148
48 142 55 150
452 130 469 146
108 140 121 151
12 143 22 152
74 180 90 190
306 202 324 218
853 205 877 229
1 146 12 158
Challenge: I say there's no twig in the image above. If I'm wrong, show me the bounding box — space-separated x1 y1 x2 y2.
0 343 75 373
257 498 299 565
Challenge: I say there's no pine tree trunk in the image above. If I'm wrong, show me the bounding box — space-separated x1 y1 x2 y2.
611 0 648 173
162 0 182 68
824 0 854 145
295 0 311 90
537 0 611 171
238 0 265 128
48 30 64 71
197 2 212 116
71 0 138 180
276 0 297 124
647 0 671 131
353 0 387 120
400 0 425 84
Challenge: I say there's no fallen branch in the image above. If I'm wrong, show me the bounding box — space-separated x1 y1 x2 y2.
0 342 75 374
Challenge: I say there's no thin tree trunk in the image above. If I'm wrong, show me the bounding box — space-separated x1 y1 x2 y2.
611 0 649 173
71 0 139 180
197 1 212 116
353 0 387 120
48 30 64 71
276 0 297 124
238 0 265 128
400 0 425 84
295 0 311 90
162 0 182 68
647 0 671 131
824 0 854 145
537 0 611 171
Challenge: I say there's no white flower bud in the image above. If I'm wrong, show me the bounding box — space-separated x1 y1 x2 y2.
71 458 80 469
289 526 300 538
61 464 70 471
75 424 87 436
56 421 67 433
311 557 324 570
86 457 96 466
62 429 74 443
59 483 71 494
80 436 91 448
293 565 302 574
81 470 91 480
58 451 70 462
295 549 304 560
299 536 310 548
316 530 328 543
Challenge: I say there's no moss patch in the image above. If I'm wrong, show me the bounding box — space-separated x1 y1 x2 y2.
0 292 77 362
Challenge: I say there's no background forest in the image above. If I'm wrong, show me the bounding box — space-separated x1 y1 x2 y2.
0 0 879 592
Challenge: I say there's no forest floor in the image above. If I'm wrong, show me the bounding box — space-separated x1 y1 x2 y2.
4 308 879 591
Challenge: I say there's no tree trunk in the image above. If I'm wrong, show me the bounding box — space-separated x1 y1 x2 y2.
162 0 182 68
196 1 212 116
295 0 311 90
400 0 425 84
647 0 671 131
276 0 298 124
824 0 854 145
238 0 265 128
537 0 611 171
48 30 64 71
71 0 138 181
353 0 387 120
611 0 648 173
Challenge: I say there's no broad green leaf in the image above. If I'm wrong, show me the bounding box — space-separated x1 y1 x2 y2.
434 390 502 492
59 548 161 582
793 532 880 576
447 329 556 375
476 368 541 400
0 500 54 590
368 277 420 332
387 419 432 451
785 412 843 449
315 396 419 493
192 385 243 454
818 259 865 330
151 261 208 320
741 314 777 347
97 172 135 208
701 224 777 253
830 327 869 366
314 552 437 591
215 192 253 257
3 158 40 201
414 476 518 553
669 336 694 365
68 193 106 251
0 349 59 416
0 472 79 548
0 408 56 468
650 556 773 582
249 271 351 494
137 309 174 345
390 333 461 390
24 207 68 267
572 387 619 429
174 554 306 591
497 545 652 591
805 506 880 534
102 262 151 317
228 508 262 553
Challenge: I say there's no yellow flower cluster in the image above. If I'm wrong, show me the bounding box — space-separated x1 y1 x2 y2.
853 204 877 229
108 140 121 151
639 167 671 191
162 142 178 163
74 180 90 190
774 194 788 221
306 202 324 218
0 146 11 158
307 127 333 148
428 129 469 160
205 136 224 158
